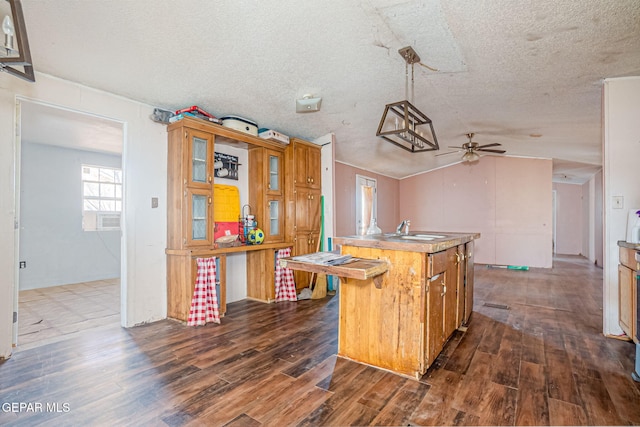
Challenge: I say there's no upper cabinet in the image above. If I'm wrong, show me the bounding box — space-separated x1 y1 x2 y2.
293 138 321 190
167 117 289 250
167 123 216 249
249 147 286 243
266 149 283 196
186 129 215 189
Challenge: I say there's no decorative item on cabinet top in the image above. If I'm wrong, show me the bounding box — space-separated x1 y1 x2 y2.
258 128 290 145
220 115 259 136
214 152 239 180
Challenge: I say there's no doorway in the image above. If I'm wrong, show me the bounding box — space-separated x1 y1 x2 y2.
13 99 125 348
355 175 378 235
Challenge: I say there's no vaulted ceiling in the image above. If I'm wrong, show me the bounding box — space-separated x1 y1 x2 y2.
16 0 640 182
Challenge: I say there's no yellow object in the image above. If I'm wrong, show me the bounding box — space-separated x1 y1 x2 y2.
311 274 327 299
213 185 240 221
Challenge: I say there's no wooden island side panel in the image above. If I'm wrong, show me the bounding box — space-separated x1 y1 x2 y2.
338 246 426 377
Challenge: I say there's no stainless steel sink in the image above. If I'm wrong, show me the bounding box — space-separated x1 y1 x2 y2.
400 234 446 241
383 233 447 241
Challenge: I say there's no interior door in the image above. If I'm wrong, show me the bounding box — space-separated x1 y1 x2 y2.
355 175 377 235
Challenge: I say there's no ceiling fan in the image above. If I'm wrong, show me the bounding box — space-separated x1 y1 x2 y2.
437 133 506 162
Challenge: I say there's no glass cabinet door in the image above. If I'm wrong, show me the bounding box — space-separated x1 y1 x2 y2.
266 150 283 195
187 188 212 246
187 130 214 188
266 198 284 242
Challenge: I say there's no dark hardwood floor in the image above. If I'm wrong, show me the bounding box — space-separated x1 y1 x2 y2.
1 255 639 426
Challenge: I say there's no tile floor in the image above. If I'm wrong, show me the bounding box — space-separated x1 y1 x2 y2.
17 278 120 350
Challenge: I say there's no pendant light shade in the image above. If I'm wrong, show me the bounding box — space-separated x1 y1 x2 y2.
376 46 438 152
376 100 438 152
0 0 34 82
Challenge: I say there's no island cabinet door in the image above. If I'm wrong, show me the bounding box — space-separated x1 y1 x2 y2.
455 244 466 329
464 241 475 325
442 247 460 340
424 250 448 367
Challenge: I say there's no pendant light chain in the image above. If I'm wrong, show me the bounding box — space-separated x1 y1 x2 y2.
405 61 409 102
411 62 415 104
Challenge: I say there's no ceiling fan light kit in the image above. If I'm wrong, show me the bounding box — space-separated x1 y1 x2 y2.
0 0 34 82
376 46 439 153
436 133 506 162
461 150 480 163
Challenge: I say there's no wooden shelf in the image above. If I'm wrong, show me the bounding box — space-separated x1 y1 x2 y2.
166 241 293 257
279 256 388 281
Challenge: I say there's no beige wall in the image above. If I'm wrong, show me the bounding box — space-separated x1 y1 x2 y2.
334 162 400 237
553 182 585 255
399 156 553 267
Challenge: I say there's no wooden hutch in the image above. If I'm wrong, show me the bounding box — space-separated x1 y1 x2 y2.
165 117 321 321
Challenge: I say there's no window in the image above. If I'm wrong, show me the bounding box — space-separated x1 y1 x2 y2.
82 165 122 231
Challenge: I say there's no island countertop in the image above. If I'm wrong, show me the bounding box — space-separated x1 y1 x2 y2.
333 231 480 254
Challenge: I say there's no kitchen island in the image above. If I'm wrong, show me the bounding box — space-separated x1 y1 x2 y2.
332 231 479 379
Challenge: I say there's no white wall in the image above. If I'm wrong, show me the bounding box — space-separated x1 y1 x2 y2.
19 142 121 289
399 156 553 268
603 76 640 336
215 144 248 304
592 170 604 267
0 73 168 358
553 182 584 255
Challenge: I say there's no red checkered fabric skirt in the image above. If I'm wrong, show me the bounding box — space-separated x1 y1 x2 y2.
187 257 221 326
275 247 297 302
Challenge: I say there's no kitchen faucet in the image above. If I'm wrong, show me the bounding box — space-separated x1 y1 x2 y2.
396 219 410 235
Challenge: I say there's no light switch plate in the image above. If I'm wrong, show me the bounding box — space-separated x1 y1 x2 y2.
613 196 623 209
151 197 158 208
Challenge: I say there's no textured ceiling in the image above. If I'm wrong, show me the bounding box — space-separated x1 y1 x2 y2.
16 0 640 182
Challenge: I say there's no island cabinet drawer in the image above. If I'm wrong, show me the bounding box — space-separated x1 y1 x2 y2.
427 250 448 278
620 247 639 271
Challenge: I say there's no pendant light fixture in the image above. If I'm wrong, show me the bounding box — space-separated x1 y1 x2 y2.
0 0 34 82
376 46 438 152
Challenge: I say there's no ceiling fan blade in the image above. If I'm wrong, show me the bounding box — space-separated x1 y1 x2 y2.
477 148 506 154
448 146 466 149
475 143 501 149
436 150 462 156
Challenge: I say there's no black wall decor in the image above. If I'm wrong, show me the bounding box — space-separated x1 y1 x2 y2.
214 152 239 180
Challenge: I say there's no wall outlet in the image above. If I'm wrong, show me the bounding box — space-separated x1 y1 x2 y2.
19 261 26 269
613 196 624 209
151 197 158 208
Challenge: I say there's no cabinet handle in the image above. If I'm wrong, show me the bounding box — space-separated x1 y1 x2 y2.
208 176 212 183
208 197 212 204
307 177 311 183
310 178 314 183
455 253 460 264
268 184 271 189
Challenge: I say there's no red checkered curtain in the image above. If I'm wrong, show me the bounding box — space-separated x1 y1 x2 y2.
187 257 221 326
275 248 297 302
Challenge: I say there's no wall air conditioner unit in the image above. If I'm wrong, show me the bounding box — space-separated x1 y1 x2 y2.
97 212 121 230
